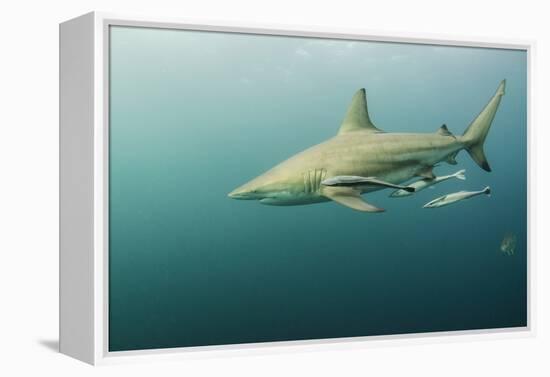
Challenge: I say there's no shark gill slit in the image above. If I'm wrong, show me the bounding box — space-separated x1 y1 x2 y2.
315 169 322 192
314 170 319 193
320 169 326 193
303 169 326 194
316 170 321 192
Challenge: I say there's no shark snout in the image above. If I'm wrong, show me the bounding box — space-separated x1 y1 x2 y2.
229 172 284 201
228 189 254 200
228 184 260 200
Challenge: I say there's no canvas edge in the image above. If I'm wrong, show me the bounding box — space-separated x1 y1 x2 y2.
525 40 536 342
98 10 533 49
59 11 97 365
59 10 536 366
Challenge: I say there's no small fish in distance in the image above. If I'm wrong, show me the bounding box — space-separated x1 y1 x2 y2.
423 186 491 208
500 232 517 256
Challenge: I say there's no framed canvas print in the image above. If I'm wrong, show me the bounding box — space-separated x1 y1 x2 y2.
59 12 533 365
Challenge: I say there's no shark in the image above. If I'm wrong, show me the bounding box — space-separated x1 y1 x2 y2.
228 80 505 212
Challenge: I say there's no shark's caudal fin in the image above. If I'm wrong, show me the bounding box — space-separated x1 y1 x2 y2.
461 80 506 172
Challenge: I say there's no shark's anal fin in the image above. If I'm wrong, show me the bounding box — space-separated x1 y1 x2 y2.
322 187 385 213
321 176 415 192
446 151 458 165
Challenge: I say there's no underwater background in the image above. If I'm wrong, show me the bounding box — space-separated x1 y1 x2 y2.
108 26 527 351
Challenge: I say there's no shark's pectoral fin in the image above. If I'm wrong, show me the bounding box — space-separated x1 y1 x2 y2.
322 187 385 213
321 176 414 192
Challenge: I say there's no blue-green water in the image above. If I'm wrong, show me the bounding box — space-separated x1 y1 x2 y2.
109 26 527 351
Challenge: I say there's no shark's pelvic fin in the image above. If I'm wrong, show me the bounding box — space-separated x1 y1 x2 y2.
321 175 414 192
322 187 385 212
417 166 435 179
338 89 384 135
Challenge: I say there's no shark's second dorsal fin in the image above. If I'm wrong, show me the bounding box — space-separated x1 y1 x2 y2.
338 89 384 135
437 124 455 138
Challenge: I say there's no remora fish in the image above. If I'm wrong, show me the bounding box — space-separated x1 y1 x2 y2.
321 175 415 192
228 81 505 212
390 169 466 198
423 186 491 208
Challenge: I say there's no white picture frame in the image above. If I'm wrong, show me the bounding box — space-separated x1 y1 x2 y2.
59 11 535 365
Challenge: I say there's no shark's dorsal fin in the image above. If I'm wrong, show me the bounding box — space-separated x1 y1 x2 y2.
338 89 384 135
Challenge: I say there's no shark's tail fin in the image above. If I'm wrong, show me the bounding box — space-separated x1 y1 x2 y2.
461 80 506 172
484 186 491 196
